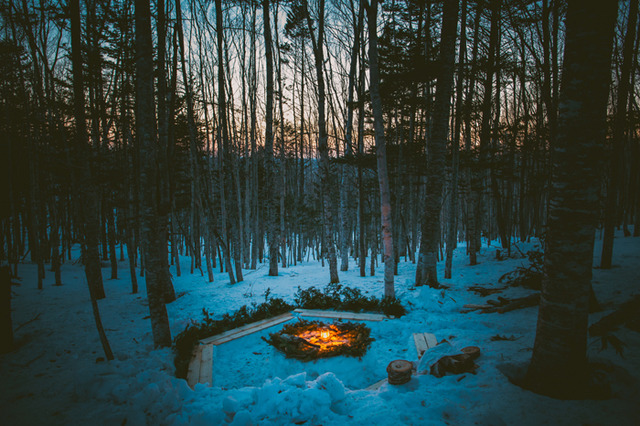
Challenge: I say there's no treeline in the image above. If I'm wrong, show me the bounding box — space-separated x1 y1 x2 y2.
0 0 639 348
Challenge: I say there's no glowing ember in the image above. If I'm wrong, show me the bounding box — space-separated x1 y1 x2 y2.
296 325 352 352
263 319 374 360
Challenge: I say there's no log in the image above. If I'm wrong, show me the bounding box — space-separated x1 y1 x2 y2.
467 286 506 297
461 294 540 314
430 346 481 378
461 346 480 360
387 359 413 385
0 266 13 354
497 294 540 313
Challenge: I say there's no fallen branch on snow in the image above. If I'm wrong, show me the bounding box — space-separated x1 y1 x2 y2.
461 293 540 314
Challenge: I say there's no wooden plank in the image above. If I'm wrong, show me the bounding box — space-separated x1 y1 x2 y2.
186 345 203 389
293 309 393 322
413 332 437 359
413 333 427 359
424 333 437 349
366 378 387 391
198 344 214 386
200 312 294 345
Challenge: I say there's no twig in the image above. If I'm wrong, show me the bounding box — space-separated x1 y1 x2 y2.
512 243 526 258
14 313 42 332
13 353 44 368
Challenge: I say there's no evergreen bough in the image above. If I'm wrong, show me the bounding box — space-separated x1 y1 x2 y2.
173 284 406 378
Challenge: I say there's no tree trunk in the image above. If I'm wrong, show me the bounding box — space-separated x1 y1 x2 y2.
601 0 638 268
525 0 616 398
416 0 459 288
0 266 13 353
135 0 172 348
445 0 468 280
366 0 393 297
305 0 339 283
263 0 280 277
155 0 175 303
70 0 112 359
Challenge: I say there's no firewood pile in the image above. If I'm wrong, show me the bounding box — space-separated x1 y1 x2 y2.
461 293 540 314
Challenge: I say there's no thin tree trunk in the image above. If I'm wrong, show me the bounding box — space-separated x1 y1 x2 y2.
156 0 175 303
70 0 113 359
263 0 279 276
445 0 468 280
135 0 172 348
366 0 393 297
416 0 458 288
305 0 339 283
601 0 638 268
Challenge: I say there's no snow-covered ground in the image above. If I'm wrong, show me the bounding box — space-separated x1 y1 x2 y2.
1 233 639 425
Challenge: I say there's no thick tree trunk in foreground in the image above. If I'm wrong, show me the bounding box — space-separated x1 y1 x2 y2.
416 0 459 287
525 0 616 398
367 0 393 297
135 0 172 348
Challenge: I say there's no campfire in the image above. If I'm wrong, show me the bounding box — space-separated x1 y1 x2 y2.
263 320 374 361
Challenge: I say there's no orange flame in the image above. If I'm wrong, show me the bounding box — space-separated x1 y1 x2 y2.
296 325 352 352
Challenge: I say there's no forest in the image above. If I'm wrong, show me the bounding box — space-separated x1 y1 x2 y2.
1 0 640 423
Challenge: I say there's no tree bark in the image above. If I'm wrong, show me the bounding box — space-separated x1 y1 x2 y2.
70 0 112 359
445 0 468 280
135 0 172 348
601 0 638 268
525 0 617 397
416 0 459 288
366 0 393 297
263 0 280 277
0 266 13 353
305 0 339 283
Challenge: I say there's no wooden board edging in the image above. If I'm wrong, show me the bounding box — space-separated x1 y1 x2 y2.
293 309 394 322
200 312 294 345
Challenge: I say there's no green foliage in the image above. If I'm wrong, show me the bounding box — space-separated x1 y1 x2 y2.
294 283 406 317
173 297 294 379
263 319 374 361
174 284 406 378
498 250 544 290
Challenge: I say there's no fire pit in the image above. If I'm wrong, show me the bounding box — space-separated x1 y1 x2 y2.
263 319 374 361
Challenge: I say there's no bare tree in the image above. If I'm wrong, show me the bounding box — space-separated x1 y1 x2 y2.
365 0 393 297
415 0 459 288
525 0 617 398
304 0 339 283
70 0 113 359
135 0 172 348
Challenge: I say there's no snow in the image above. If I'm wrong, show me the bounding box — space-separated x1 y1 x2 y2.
2 233 640 425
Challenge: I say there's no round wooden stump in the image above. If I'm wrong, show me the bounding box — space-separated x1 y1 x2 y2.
387 359 413 385
461 346 480 361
